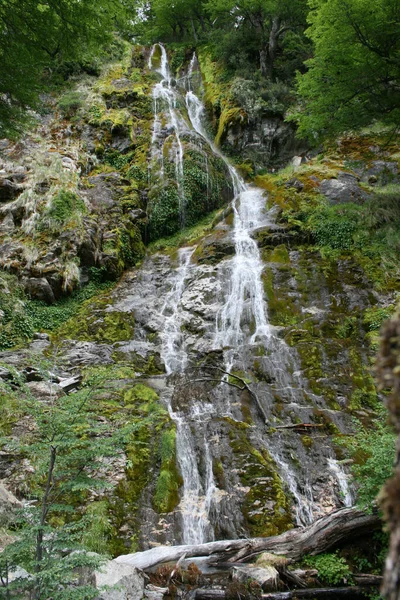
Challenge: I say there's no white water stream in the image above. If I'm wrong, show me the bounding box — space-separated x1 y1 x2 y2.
150 44 318 540
149 44 187 225
328 458 353 507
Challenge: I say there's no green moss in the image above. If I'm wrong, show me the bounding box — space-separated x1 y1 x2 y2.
262 268 300 327
58 293 135 343
347 348 378 411
301 435 313 449
215 107 247 147
268 245 290 264
228 424 293 536
213 459 226 488
106 382 172 556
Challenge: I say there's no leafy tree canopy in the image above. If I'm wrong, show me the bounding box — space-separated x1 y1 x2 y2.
0 0 128 137
292 0 400 141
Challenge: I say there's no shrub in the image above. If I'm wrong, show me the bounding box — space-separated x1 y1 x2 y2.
304 552 352 586
57 91 86 117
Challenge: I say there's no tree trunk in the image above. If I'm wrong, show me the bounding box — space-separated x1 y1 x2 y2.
376 312 400 599
260 49 268 77
114 507 380 571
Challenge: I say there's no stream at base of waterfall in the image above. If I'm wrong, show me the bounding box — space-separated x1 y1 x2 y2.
135 43 355 546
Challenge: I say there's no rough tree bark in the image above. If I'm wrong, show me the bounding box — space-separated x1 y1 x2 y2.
114 507 379 571
376 310 400 599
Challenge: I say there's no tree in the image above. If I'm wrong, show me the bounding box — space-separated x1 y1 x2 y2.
292 0 400 141
0 0 126 137
205 0 309 79
0 363 130 599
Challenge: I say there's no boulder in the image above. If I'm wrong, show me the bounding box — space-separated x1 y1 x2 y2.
231 565 279 591
94 561 145 600
285 178 304 192
319 172 369 204
23 277 55 304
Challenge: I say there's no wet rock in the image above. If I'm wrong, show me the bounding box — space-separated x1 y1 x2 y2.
195 234 235 264
319 171 370 204
23 277 55 304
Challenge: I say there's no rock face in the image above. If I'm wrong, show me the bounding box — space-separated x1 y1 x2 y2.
0 483 22 526
0 45 393 567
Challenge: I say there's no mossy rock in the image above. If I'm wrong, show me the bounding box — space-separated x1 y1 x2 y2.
57 291 135 343
229 424 293 536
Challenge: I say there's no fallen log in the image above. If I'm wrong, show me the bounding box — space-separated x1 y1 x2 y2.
114 507 380 571
261 588 369 599
194 587 369 600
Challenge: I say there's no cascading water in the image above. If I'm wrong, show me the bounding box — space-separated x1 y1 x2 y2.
149 45 321 538
159 247 216 544
328 458 353 507
148 43 187 225
186 77 318 525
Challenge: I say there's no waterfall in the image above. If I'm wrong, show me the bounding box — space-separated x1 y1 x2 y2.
159 247 215 544
186 78 319 525
150 46 319 539
328 458 353 507
148 43 187 225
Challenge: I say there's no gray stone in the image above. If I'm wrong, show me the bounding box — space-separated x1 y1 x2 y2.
0 212 15 233
231 565 279 591
319 171 369 204
94 561 145 600
23 277 55 304
285 178 304 192
0 483 22 526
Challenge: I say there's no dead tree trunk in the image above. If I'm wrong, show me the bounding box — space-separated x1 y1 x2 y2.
114 507 380 571
195 588 370 599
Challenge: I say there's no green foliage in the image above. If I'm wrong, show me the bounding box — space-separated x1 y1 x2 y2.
292 0 400 140
0 271 113 351
57 91 86 117
306 203 359 251
0 0 130 137
83 501 113 554
103 149 133 170
363 306 395 332
338 408 396 510
0 366 134 598
302 552 352 586
47 190 86 223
